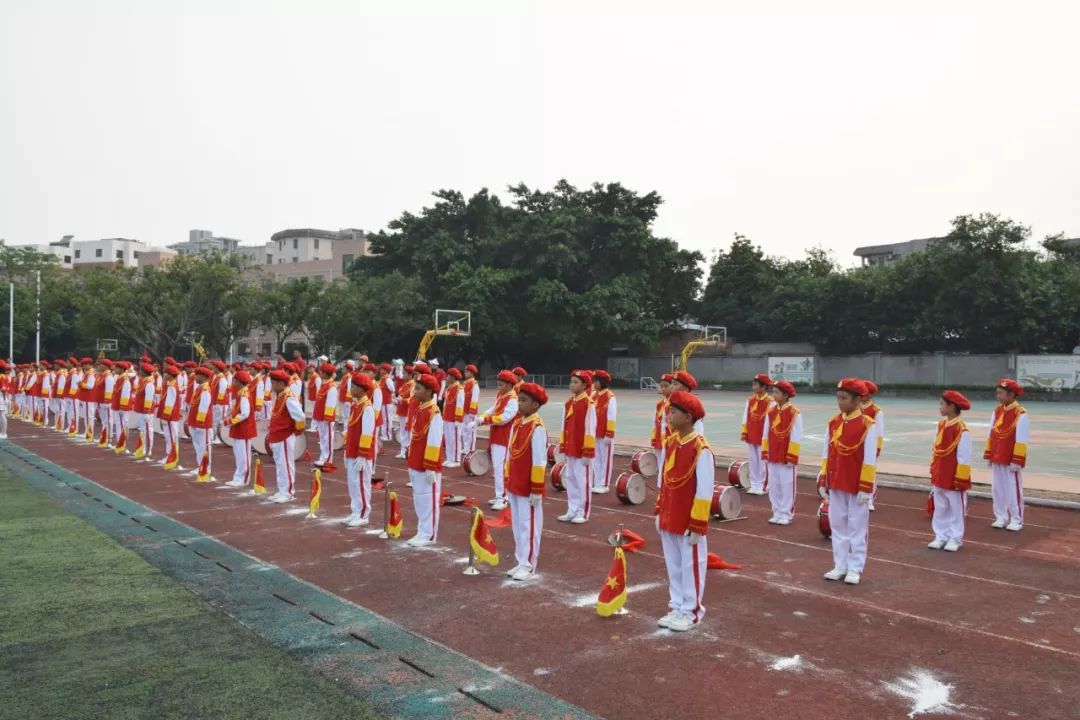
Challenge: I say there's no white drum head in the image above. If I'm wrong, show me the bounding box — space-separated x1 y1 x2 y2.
333 430 345 451
616 472 647 505
636 450 658 477
293 431 307 458
718 485 742 519
218 425 235 447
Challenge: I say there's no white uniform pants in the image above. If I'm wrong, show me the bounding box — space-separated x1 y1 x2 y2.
270 435 296 497
766 462 797 522
316 420 334 464
408 468 441 541
85 402 98 439
74 400 86 433
594 438 614 489
161 419 178 465
990 463 1024 526
212 405 224 434
461 414 476 453
346 456 373 519
564 456 592 519
232 437 252 485
508 493 542 571
747 443 767 492
397 416 410 449
654 447 664 489
97 403 109 441
136 413 152 455
931 486 966 543
490 443 508 500
190 427 212 477
828 489 870 574
659 529 708 622
111 408 124 446
380 407 392 441
443 421 460 464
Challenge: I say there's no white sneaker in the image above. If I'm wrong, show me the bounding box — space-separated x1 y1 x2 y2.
868 502 876 512
406 536 434 547
747 488 765 496
927 538 946 550
767 516 781 525
844 571 861 585
487 498 499 506
394 452 406 459
775 518 792 526
666 613 695 632
272 494 293 504
444 461 460 469
1006 522 1023 532
591 485 609 494
346 516 368 528
557 512 574 522
342 514 360 525
657 611 678 628
313 460 325 468
182 469 197 477
991 519 1006 529
823 568 846 581
405 480 413 488
506 564 523 577
491 500 507 511
225 479 244 487
943 539 961 552
510 566 534 581
570 515 588 524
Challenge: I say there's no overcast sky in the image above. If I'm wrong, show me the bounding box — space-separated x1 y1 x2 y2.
2 0 1077 264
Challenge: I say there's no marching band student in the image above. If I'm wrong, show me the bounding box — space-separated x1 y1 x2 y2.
225 370 258 487
741 373 773 496
111 362 134 454
512 366 527 390
476 369 520 511
821 378 879 586
377 363 395 441
393 364 415 458
929 391 973 551
429 358 447 401
671 371 705 437
557 370 596 524
655 390 713 632
80 357 99 442
762 380 803 525
861 380 885 510
132 362 157 461
591 370 618 494
94 358 111 445
0 361 8 439
461 364 480 453
343 372 377 527
185 366 215 481
266 368 306 503
210 360 230 443
405 373 443 547
505 382 548 581
441 368 465 467
287 363 303 402
651 373 674 488
312 362 340 469
984 378 1030 531
53 360 67 430
158 365 183 470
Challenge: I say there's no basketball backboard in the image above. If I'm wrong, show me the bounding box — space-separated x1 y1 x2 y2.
434 309 471 337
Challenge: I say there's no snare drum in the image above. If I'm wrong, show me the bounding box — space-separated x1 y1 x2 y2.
615 471 647 505
546 443 566 466
817 471 829 500
817 501 831 539
711 484 742 520
727 460 750 489
631 449 658 477
332 429 345 451
217 424 235 447
463 449 491 476
550 461 566 492
293 430 307 458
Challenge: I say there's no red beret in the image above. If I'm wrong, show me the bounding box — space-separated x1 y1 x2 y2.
210 359 227 371
673 371 697 391
413 363 430 374
754 373 773 386
351 372 375 392
363 362 377 372
194 365 213 377
448 367 462 379
404 364 414 373
571 369 593 386
660 372 674 383
380 362 392 372
465 364 478 375
268 369 290 383
669 390 705 421
941 390 971 410
497 370 517 385
164 365 180 376
233 370 252 385
517 382 548 406
68 356 78 364
416 373 440 394
55 359 66 368
40 360 51 368
164 356 176 365
837 377 868 396
140 362 155 374
182 360 196 368
101 359 114 368
512 366 527 377
320 362 336 375
81 357 94 366
864 380 880 395
775 380 797 397
593 370 612 383
997 378 1024 396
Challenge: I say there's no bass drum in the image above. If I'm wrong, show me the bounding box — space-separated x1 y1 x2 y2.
614 471 647 505
293 430 307 459
711 484 742 520
333 429 345 451
463 449 491 476
818 501 831 539
550 461 566 492
546 443 565 466
218 424 236 447
252 421 271 455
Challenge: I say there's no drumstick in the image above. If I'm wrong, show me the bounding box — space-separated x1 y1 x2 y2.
715 515 749 524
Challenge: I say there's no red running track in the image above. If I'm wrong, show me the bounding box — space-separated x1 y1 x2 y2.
10 423 1080 720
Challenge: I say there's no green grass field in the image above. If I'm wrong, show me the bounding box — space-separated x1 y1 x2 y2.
0 468 383 720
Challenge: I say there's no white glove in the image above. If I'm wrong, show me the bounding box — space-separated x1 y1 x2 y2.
424 470 436 484
856 491 872 505
687 532 704 546
1008 463 1022 473
528 493 542 508
654 515 661 532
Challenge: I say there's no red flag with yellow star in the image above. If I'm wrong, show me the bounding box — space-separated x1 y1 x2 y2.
251 457 266 494
469 510 499 566
596 546 628 617
386 491 403 538
306 469 322 518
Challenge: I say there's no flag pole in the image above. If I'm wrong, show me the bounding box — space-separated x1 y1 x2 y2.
614 522 628 615
462 505 479 576
378 475 391 540
8 282 13 362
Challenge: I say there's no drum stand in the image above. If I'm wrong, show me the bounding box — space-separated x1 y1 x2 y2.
462 506 480 576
